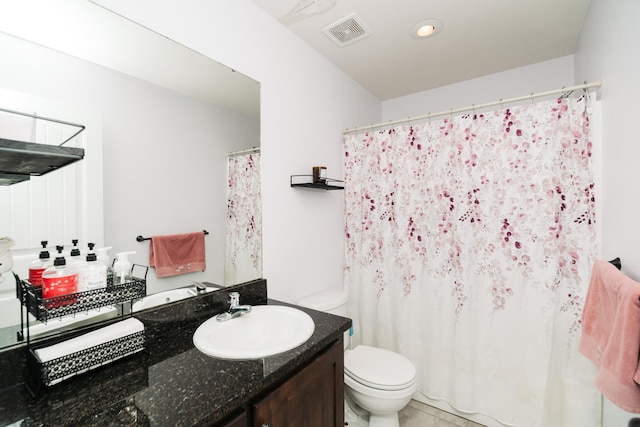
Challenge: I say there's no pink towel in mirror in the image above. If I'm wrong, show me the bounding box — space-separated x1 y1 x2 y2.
149 232 206 278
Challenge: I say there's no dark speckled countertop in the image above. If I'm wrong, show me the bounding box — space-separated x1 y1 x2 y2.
0 279 352 426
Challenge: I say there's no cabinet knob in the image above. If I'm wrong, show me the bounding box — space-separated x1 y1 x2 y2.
262 424 272 427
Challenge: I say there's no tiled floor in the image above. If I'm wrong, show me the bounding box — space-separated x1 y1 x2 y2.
399 400 486 427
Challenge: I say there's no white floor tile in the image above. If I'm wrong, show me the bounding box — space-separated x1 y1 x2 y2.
399 399 488 427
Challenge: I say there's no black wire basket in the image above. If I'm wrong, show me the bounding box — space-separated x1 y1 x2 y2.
20 278 146 322
26 326 145 394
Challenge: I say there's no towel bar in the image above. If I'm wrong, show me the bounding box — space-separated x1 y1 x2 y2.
609 257 621 270
136 230 209 242
605 258 640 302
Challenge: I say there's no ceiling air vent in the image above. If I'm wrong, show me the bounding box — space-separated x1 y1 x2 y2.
322 13 372 47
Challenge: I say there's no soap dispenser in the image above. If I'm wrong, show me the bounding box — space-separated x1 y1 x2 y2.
29 240 52 287
113 251 135 285
68 239 84 268
96 246 113 283
77 243 107 292
42 245 78 302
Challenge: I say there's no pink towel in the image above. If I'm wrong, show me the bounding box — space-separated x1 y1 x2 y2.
579 260 640 412
148 232 206 278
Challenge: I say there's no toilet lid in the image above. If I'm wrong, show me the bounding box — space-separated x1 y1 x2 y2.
344 345 416 391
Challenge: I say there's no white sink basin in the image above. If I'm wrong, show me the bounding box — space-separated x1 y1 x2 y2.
193 305 315 359
133 285 217 312
133 288 195 311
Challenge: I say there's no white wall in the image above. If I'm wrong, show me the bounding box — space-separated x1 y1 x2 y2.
575 0 640 278
0 32 258 295
382 55 575 120
92 0 382 302
574 0 640 425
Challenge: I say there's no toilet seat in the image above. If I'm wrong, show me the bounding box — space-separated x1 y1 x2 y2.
344 345 416 391
344 372 416 401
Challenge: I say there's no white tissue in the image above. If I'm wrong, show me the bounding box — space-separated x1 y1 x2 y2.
34 317 144 363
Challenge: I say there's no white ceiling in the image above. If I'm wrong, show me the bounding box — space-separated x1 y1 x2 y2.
251 0 592 101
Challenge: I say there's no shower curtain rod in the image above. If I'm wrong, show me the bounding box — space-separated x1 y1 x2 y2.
343 80 602 134
228 146 260 157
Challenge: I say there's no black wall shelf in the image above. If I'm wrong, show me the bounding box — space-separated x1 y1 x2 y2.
290 175 343 190
0 107 86 185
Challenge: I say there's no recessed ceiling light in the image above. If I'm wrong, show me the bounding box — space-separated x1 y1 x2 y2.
411 19 443 39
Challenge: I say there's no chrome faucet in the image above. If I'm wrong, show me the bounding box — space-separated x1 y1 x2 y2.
186 281 208 296
216 292 252 321
193 281 207 294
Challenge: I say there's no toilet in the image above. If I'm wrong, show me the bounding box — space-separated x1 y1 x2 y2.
298 288 416 427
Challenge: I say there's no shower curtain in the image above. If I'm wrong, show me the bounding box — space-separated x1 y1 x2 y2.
225 152 262 285
344 96 600 426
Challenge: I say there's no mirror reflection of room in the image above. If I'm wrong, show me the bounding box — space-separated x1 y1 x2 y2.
0 13 260 349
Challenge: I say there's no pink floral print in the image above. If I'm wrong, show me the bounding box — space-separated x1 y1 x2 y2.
344 97 596 328
225 153 262 284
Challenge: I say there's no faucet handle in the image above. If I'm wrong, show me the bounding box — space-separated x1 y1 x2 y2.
228 292 240 307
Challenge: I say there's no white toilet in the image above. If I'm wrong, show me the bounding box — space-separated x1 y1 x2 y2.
298 288 416 427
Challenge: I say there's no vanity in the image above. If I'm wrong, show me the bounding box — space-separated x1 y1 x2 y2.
0 279 351 426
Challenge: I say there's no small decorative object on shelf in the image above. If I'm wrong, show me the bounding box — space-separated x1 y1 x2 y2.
290 175 344 190
312 166 327 184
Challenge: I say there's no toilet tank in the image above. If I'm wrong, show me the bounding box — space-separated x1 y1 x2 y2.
297 288 348 317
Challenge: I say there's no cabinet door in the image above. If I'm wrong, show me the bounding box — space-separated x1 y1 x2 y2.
218 409 247 427
253 339 344 427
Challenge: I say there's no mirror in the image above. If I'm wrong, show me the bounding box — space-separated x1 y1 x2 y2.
0 4 261 349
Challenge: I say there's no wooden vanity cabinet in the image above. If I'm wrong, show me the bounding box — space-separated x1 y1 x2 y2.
217 409 248 427
252 338 344 427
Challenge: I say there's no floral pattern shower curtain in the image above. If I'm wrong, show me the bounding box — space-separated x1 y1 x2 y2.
225 153 262 285
344 96 600 426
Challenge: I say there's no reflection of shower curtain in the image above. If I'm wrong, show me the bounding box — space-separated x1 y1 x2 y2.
344 96 600 426
225 153 262 285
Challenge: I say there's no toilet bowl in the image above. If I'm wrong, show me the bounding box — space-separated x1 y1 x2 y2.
344 344 416 427
298 289 417 427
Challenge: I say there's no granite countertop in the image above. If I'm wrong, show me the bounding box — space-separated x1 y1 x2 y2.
0 279 352 426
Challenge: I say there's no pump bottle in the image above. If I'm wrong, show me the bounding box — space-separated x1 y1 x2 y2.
96 246 114 284
68 239 84 269
29 241 52 287
113 251 135 285
77 243 107 292
42 245 78 304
